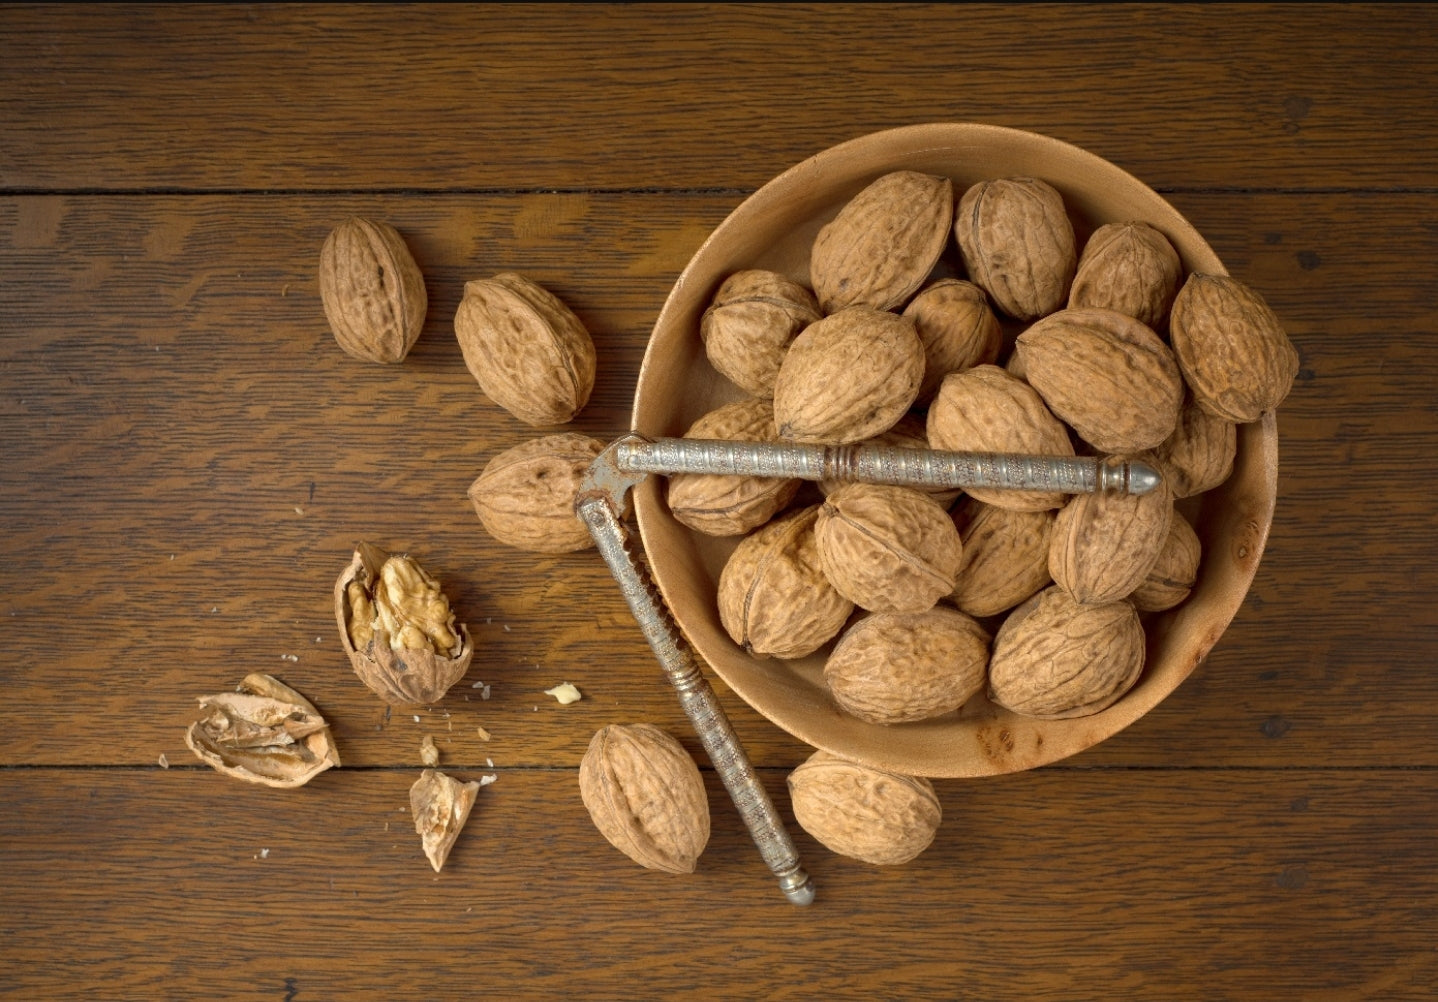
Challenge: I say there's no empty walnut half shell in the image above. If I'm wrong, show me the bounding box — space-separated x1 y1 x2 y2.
335 542 474 706
185 672 340 788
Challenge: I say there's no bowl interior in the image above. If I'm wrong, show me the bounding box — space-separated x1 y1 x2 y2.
632 123 1277 778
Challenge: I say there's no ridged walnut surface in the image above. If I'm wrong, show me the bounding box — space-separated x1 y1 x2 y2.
1131 510 1203 612
468 432 607 553
955 176 1076 321
949 500 1056 618
901 277 1004 402
665 397 801 536
1049 465 1175 606
787 751 942 866
700 270 821 398
318 216 428 364
1067 221 1184 329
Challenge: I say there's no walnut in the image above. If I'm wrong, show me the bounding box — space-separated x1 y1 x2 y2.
318 216 428 364
1067 221 1183 329
665 397 801 536
1131 510 1202 612
1049 462 1174 606
949 499 1055 618
955 176 1076 321
901 277 1004 402
787 751 941 866
468 432 606 553
700 270 821 397
335 542 474 706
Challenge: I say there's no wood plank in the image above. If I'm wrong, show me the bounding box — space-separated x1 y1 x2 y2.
0 768 1432 999
1 189 1435 770
2 4 1436 192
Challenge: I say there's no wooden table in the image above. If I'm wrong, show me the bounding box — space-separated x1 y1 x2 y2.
3 5 1435 998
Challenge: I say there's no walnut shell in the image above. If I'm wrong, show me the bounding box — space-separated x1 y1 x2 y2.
787 750 941 866
410 769 480 873
700 270 821 397
579 724 711 874
772 306 924 445
1014 306 1184 455
955 176 1076 321
334 543 474 706
717 506 855 660
665 397 802 536
823 606 990 725
468 433 606 553
453 272 597 426
949 499 1055 618
1131 510 1202 612
809 170 954 314
1049 466 1174 605
318 216 428 364
925 364 1076 511
185 673 340 789
1068 221 1183 329
817 413 961 508
901 278 1004 402
988 586 1145 719
1152 393 1238 499
1170 273 1299 423
815 483 963 614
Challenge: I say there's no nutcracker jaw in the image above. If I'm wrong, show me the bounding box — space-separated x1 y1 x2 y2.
575 434 815 907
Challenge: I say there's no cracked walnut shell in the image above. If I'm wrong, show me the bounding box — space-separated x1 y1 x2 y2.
579 723 711 874
319 216 428 364
335 542 474 706
454 272 597 426
410 769 481 873
185 673 340 789
788 751 941 866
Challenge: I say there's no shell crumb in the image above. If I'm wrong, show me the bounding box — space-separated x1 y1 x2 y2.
544 682 582 705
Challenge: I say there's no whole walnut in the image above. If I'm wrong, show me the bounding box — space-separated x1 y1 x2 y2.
823 606 990 725
716 506 854 660
988 586 1145 719
1153 393 1238 499
1013 306 1184 455
1169 273 1299 423
700 270 821 397
454 272 597 426
809 170 954 314
319 216 428 364
955 176 1076 321
926 364 1076 512
816 483 964 614
1068 221 1184 329
1130 510 1202 612
901 278 1004 402
788 751 941 866
665 397 802 536
949 499 1055 618
772 306 924 445
579 724 710 874
1049 468 1174 606
468 433 606 553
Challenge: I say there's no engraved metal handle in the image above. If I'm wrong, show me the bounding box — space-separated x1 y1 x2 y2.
617 437 1163 495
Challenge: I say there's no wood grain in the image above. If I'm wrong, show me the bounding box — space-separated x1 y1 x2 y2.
1 4 1436 191
1 6 1435 999
0 769 1432 1000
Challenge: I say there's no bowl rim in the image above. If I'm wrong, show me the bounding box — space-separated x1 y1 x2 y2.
630 122 1278 778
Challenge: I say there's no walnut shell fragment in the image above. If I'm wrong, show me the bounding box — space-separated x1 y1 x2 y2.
579 723 711 874
469 432 606 553
185 673 340 789
988 586 1145 719
318 217 428 364
335 542 474 706
809 170 954 314
788 751 941 866
410 769 481 873
454 272 597 426
700 270 822 397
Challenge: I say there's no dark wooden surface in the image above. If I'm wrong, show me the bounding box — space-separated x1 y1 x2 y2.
1 4 1435 999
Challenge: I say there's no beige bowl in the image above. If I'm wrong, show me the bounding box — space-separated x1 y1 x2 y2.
631 123 1277 779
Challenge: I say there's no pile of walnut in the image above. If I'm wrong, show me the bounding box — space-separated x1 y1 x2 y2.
688 171 1297 864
